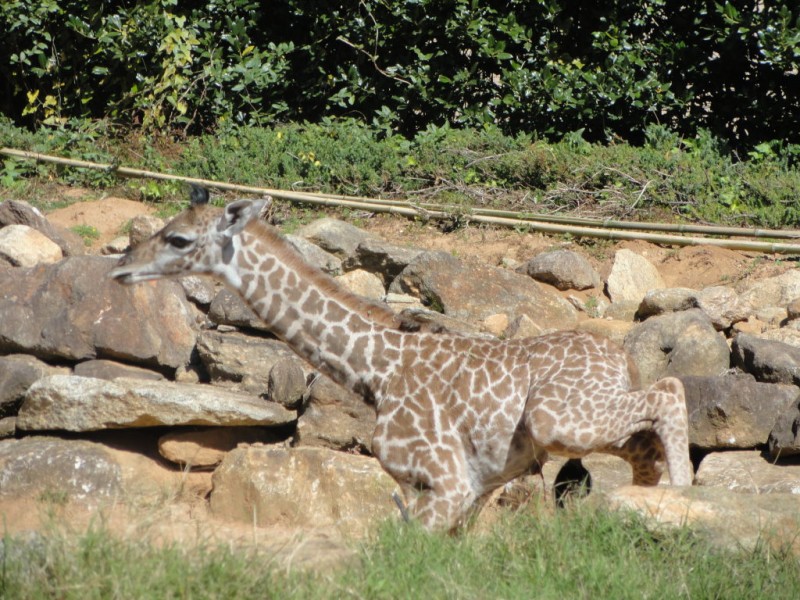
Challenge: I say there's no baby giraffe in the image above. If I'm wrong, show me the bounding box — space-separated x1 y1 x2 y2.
110 187 692 531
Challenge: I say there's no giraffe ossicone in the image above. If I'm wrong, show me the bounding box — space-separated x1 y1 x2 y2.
110 187 693 531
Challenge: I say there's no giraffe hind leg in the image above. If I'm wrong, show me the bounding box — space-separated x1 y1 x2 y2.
648 377 693 486
605 431 665 486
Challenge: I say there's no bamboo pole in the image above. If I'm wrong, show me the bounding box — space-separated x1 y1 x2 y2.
3 146 800 254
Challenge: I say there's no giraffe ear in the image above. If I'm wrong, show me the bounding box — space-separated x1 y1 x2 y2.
218 199 265 238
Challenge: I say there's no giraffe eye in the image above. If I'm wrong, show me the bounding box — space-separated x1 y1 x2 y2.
166 233 194 249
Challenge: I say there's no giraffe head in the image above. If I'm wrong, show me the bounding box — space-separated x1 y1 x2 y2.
110 186 269 284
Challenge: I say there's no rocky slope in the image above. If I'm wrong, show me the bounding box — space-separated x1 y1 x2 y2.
2 192 800 565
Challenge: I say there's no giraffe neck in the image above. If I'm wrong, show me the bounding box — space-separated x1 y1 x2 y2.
213 219 402 400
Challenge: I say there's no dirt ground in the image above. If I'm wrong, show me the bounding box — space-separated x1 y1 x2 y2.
45 187 792 292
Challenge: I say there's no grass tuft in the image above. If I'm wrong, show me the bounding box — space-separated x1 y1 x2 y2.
2 504 798 599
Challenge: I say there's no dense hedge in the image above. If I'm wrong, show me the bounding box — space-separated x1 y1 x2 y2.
1 1 798 150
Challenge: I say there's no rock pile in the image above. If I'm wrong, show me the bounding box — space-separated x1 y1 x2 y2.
2 197 800 552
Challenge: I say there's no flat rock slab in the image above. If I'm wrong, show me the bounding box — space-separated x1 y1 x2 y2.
695 451 800 494
599 485 800 553
210 446 398 537
17 375 296 432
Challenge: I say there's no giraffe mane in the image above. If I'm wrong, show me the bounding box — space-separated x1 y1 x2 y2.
244 218 402 329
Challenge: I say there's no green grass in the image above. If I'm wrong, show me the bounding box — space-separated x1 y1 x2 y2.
69 224 100 246
2 118 800 229
2 505 798 599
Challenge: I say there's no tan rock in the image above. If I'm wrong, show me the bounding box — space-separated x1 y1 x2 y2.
210 446 398 536
0 224 63 267
158 427 281 468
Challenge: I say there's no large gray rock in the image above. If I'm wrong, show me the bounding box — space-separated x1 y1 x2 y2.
296 374 376 453
0 354 69 417
389 251 577 328
196 330 308 394
599 485 800 553
682 373 799 449
0 199 84 256
210 446 397 536
636 287 698 320
695 286 748 330
0 224 63 267
0 435 213 506
342 238 424 285
285 234 343 275
0 256 197 370
738 270 800 312
731 333 800 385
523 249 600 291
127 215 165 247
623 309 730 386
268 357 307 408
606 249 665 304
17 375 296 432
768 397 800 459
207 288 267 332
695 451 800 494
335 269 385 300
0 437 121 502
296 218 377 261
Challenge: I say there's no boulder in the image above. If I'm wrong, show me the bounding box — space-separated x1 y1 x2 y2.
285 234 343 275
210 446 397 536
196 330 308 394
342 238 424 285
389 251 577 329
768 397 800 459
296 374 375 452
0 417 14 438
127 215 165 247
599 485 800 553
207 288 267 332
636 287 698 319
682 373 799 449
0 224 63 267
695 451 800 494
574 319 635 348
158 427 282 468
0 437 122 502
0 434 212 506
296 218 377 261
335 269 385 300
179 276 217 307
606 249 665 304
0 354 69 417
623 309 730 386
738 270 800 312
523 249 600 291
268 357 308 408
0 256 196 370
731 333 800 385
695 286 748 329
17 375 296 432
0 199 84 256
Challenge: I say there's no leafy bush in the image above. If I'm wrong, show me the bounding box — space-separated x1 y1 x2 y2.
1 1 798 152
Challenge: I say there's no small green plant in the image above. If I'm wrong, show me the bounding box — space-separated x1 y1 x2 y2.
70 224 100 246
584 295 600 318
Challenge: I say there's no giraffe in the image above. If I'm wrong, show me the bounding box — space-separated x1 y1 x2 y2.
110 187 693 531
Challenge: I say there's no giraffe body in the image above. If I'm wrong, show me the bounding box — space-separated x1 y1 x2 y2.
110 189 693 531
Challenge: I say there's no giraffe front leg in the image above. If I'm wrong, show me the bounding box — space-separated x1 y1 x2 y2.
403 481 477 532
